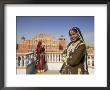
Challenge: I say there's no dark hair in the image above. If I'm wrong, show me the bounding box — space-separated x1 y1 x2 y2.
69 27 84 42
37 41 42 47
69 27 79 36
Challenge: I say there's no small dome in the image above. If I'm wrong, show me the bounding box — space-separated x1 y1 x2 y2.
61 35 64 37
21 36 25 40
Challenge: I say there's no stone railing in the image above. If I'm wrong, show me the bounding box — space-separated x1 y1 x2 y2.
16 52 36 74
45 52 63 63
44 52 63 70
87 55 94 69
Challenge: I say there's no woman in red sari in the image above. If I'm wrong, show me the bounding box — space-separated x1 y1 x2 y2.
35 41 45 73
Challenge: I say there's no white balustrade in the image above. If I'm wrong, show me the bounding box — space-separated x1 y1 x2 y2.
16 52 34 68
57 54 58 62
54 54 56 62
52 53 53 62
45 54 47 62
32 52 63 63
59 54 62 62
48 54 50 62
20 56 23 66
23 56 27 67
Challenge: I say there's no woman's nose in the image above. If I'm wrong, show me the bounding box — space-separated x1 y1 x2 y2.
71 35 74 38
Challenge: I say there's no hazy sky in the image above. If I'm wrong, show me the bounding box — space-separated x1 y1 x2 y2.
16 16 94 47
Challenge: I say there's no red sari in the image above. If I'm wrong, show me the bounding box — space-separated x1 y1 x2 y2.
35 42 45 72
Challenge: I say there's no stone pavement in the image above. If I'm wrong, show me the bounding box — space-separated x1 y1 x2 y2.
36 70 60 74
34 66 94 74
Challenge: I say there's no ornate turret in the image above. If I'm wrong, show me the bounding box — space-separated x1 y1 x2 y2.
21 36 26 43
58 35 66 50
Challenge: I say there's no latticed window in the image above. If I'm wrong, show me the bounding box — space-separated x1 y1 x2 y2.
88 56 90 59
92 56 94 59
88 61 90 65
92 61 94 66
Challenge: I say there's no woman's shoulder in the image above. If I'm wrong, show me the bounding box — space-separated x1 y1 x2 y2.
67 42 73 48
75 41 86 50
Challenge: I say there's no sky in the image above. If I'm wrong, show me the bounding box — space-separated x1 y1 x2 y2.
16 16 94 47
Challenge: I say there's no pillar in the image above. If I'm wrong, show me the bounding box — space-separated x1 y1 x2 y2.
20 56 23 66
24 55 27 67
52 53 53 62
54 53 56 62
49 53 51 62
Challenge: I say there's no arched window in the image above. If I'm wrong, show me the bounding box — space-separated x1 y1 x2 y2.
88 56 90 59
92 56 94 59
88 61 90 65
92 61 94 66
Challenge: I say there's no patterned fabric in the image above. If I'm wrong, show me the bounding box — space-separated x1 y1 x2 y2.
60 40 87 74
67 40 80 58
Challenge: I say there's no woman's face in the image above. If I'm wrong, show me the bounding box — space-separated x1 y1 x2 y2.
70 31 79 42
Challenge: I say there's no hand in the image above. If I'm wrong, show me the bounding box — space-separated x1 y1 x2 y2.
62 57 68 65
